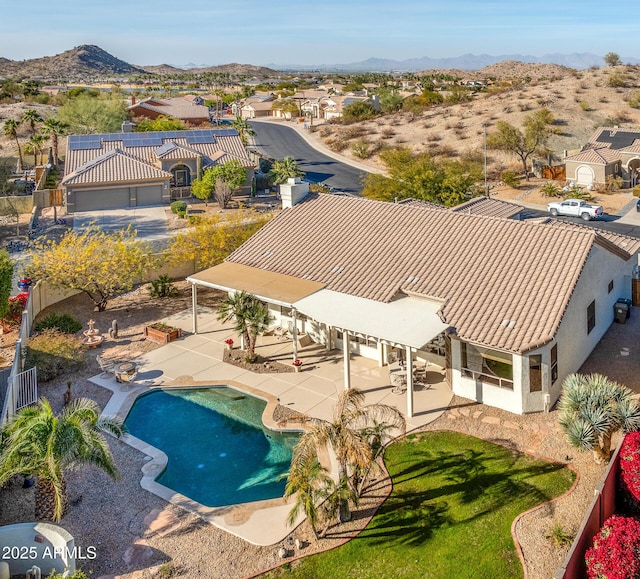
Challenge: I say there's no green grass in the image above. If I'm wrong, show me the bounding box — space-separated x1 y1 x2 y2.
265 431 575 579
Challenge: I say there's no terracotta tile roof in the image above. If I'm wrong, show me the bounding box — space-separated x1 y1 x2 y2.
565 147 621 164
130 101 210 119
397 199 446 210
227 195 635 353
61 149 171 185
64 131 252 179
450 197 523 219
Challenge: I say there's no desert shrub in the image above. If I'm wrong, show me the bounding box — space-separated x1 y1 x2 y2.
25 329 86 381
608 71 628 88
501 171 520 188
326 138 348 153
342 125 368 140
170 200 187 214
633 185 640 198
627 91 640 109
605 110 632 125
545 521 573 547
562 185 592 201
596 175 624 193
619 432 640 514
351 139 372 159
585 515 640 579
579 101 592 111
48 571 88 579
461 147 484 164
381 127 395 139
34 312 82 334
150 274 178 298
341 101 376 122
540 182 562 197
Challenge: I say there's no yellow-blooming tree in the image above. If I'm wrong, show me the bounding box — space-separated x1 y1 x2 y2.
27 227 155 311
167 212 272 271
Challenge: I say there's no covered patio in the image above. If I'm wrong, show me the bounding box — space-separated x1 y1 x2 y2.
108 305 453 430
186 263 451 418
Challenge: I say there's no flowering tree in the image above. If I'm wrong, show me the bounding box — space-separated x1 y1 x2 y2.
585 515 640 579
27 227 154 311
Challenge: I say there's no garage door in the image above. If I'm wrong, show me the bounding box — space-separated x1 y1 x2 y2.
135 185 163 207
576 166 594 187
74 188 130 212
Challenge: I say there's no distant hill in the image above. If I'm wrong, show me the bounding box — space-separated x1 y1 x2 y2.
0 45 146 79
149 62 281 76
274 52 640 72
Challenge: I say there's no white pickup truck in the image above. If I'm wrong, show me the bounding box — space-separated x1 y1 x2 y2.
547 199 604 221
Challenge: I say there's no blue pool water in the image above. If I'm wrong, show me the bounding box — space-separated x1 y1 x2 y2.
124 387 300 507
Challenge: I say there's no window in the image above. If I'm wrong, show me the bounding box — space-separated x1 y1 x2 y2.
587 300 596 334
529 354 542 392
460 342 513 389
608 280 614 294
551 344 558 385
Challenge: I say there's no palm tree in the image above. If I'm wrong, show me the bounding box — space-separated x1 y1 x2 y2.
217 291 271 359
559 373 640 463
288 388 405 523
21 109 43 138
231 116 255 145
3 119 24 171
0 398 124 521
283 445 334 539
268 156 305 186
41 118 69 167
25 133 47 166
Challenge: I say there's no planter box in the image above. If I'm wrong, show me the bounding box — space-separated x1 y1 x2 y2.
144 325 182 344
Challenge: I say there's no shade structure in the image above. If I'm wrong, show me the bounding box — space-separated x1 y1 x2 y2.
294 289 449 350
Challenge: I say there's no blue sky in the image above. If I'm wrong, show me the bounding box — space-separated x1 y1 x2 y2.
1 0 637 66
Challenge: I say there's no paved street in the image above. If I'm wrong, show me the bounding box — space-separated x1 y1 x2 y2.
250 120 372 194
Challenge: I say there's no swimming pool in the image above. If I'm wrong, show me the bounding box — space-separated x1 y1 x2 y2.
124 387 300 507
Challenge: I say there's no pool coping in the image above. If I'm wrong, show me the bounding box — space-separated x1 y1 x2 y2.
96 375 318 546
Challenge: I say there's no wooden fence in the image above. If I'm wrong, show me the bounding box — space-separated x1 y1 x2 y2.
542 166 566 180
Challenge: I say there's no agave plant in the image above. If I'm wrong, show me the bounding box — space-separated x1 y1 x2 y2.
558 373 640 463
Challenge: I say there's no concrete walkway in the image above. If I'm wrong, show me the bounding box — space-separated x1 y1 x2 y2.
91 307 452 546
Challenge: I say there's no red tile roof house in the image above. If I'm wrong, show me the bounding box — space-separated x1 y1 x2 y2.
61 129 253 213
187 193 640 416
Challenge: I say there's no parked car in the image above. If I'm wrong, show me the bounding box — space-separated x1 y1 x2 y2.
637 198 640 212
547 199 604 221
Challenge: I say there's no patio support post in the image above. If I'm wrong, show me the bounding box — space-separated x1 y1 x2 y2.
191 283 198 335
405 345 414 417
343 330 351 390
291 308 298 361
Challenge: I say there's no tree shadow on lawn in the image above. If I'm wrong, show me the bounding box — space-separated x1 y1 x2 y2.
357 455 568 547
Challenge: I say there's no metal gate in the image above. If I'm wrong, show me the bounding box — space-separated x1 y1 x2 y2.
2 367 38 424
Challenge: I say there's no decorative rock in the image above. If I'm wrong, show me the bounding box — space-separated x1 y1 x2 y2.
503 420 521 430
278 547 287 559
481 416 501 425
472 411 483 419
459 408 470 417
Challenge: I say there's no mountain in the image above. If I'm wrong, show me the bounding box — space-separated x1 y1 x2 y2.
273 52 640 72
0 45 146 79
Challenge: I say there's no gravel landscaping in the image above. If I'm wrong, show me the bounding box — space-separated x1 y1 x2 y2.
1 285 635 578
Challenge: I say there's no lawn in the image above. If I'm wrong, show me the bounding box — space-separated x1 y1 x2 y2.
265 430 575 579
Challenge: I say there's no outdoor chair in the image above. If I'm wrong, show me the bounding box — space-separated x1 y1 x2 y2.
96 354 117 378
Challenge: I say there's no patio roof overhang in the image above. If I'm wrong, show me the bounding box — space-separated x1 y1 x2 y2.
187 262 325 307
294 289 450 350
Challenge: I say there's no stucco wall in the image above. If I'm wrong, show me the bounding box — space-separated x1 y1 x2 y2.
550 244 635 406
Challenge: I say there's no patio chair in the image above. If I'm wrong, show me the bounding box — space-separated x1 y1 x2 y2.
390 372 407 395
96 354 117 379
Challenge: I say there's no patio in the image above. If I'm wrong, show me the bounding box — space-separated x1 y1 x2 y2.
99 306 453 431
90 306 453 546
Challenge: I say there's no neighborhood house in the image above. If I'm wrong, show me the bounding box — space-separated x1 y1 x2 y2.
187 194 640 416
61 129 253 213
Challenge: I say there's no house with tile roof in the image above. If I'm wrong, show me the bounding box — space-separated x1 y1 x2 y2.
62 129 253 213
128 96 212 126
565 127 640 188
187 194 640 416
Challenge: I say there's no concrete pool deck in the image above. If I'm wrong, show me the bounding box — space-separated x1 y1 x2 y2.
91 306 453 546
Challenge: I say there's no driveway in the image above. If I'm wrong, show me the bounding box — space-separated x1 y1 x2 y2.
72 205 171 245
